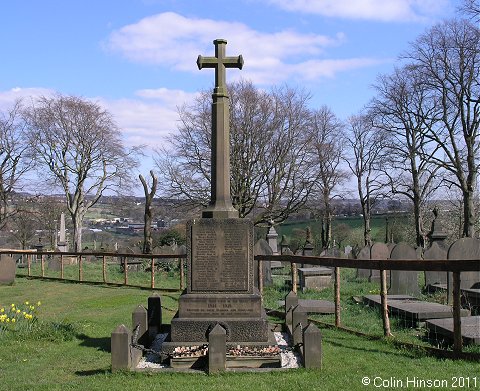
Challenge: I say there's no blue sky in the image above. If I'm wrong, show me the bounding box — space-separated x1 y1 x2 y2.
0 0 461 175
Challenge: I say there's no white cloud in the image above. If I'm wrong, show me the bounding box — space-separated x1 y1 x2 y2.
106 12 382 85
267 0 450 22
0 87 194 150
0 87 53 111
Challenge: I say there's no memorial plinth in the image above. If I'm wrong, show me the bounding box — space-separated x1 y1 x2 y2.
167 219 270 344
160 39 278 368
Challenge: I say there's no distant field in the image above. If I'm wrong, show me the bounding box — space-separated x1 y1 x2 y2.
276 214 411 249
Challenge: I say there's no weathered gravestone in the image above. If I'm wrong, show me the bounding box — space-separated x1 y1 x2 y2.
0 254 16 285
356 245 371 279
389 242 420 296
254 238 273 287
424 242 448 289
161 40 275 360
57 212 68 252
448 238 480 290
370 242 390 283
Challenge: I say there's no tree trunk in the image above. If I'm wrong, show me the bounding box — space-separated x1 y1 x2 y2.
463 188 476 238
363 214 372 246
140 171 158 254
71 213 83 252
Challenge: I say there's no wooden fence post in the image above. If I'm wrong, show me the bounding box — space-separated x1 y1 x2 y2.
78 255 83 282
41 254 45 277
292 262 298 294
151 257 155 289
27 254 31 277
334 267 341 327
102 255 107 283
124 257 128 286
380 269 391 337
60 254 64 279
452 271 462 356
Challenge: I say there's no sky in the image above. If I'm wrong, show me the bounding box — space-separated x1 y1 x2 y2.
0 0 462 179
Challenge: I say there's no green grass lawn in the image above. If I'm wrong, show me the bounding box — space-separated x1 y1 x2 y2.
1 276 479 391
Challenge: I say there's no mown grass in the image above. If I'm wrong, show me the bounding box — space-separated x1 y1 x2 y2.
16 258 182 290
0 274 478 391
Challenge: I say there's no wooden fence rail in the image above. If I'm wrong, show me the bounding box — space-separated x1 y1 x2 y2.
255 254 480 357
8 250 187 291
7 249 479 357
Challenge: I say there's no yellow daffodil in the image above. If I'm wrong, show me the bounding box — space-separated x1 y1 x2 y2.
29 306 34 311
24 301 29 305
10 304 14 307
6 318 10 323
37 301 41 306
16 309 20 314
11 318 15 323
0 308 4 313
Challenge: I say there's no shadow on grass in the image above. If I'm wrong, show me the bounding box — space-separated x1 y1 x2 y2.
326 336 417 359
77 333 111 352
75 368 110 376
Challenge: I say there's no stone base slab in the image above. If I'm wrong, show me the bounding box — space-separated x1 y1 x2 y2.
178 292 263 318
169 313 270 342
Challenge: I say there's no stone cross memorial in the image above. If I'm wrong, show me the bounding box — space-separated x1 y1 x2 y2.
164 40 273 351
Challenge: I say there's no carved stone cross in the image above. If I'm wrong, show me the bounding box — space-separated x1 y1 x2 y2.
197 39 243 218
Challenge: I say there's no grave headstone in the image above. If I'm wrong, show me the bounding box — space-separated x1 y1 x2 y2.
279 235 290 255
266 223 279 255
448 237 480 290
303 227 314 257
57 212 68 252
389 242 420 296
0 254 16 285
344 245 353 257
427 206 448 249
254 238 273 287
424 242 448 289
47 256 61 272
370 242 390 283
356 245 371 279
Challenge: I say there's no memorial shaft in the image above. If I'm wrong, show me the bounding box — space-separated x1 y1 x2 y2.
197 39 243 219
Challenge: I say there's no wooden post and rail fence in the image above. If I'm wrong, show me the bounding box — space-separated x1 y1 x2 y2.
5 249 479 356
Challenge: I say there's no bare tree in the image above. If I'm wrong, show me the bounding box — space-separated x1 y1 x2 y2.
307 106 348 249
254 85 317 226
156 81 317 225
24 94 140 251
0 100 32 229
139 170 158 254
459 0 480 22
405 19 480 237
371 65 441 247
345 114 388 245
8 199 39 249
